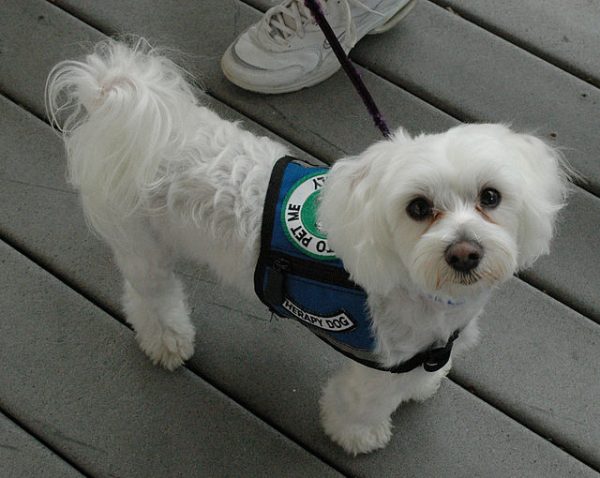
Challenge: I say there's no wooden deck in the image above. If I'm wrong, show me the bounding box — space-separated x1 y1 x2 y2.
1 1 599 476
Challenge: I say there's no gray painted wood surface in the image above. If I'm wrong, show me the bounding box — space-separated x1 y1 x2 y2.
0 411 83 478
0 241 343 478
434 0 600 86
0 0 598 476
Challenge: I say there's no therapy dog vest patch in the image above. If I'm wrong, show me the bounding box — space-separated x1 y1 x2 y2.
254 157 377 364
254 157 460 373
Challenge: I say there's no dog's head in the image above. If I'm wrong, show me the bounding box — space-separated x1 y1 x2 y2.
320 124 569 299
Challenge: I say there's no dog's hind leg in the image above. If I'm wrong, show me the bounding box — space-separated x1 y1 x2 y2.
112 225 195 371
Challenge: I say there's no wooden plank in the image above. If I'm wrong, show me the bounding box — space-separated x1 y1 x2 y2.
351 0 600 194
0 411 84 478
0 241 343 478
434 0 600 86
5 0 600 195
523 189 600 322
0 0 457 158
1 0 598 324
0 84 598 475
455 278 600 465
0 0 598 473
245 0 600 195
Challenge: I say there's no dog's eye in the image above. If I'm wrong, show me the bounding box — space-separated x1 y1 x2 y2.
406 197 434 221
480 188 501 208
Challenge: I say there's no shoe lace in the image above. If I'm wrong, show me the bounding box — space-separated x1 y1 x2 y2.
265 0 384 43
266 0 314 42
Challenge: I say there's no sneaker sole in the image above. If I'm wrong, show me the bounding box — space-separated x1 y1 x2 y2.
221 46 342 94
367 0 418 35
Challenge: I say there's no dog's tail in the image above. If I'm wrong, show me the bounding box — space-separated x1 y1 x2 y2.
46 38 198 240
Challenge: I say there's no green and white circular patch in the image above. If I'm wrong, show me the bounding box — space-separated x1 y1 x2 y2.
281 172 337 260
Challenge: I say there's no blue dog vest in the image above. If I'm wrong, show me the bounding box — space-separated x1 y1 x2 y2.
254 157 459 373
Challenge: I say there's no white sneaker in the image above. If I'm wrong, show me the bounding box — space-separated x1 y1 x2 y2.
221 0 417 94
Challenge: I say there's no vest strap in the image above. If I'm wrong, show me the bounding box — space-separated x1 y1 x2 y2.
316 329 460 374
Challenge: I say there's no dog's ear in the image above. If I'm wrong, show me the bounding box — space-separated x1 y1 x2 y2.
510 133 571 269
320 132 412 294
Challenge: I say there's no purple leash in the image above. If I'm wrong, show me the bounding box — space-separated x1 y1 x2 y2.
303 0 392 139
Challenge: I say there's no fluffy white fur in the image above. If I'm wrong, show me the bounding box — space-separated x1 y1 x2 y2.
46 39 569 455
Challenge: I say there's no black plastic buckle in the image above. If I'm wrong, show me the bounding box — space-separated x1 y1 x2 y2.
422 330 460 372
423 346 452 372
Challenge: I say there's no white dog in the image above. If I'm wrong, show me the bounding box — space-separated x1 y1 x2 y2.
46 39 569 455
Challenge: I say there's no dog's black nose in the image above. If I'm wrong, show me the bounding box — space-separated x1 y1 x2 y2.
445 240 483 273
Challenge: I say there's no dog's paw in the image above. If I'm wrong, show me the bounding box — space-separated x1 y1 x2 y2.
322 413 392 455
320 385 392 455
136 324 195 371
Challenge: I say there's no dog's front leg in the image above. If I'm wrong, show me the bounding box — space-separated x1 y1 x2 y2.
113 227 196 371
320 360 450 454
